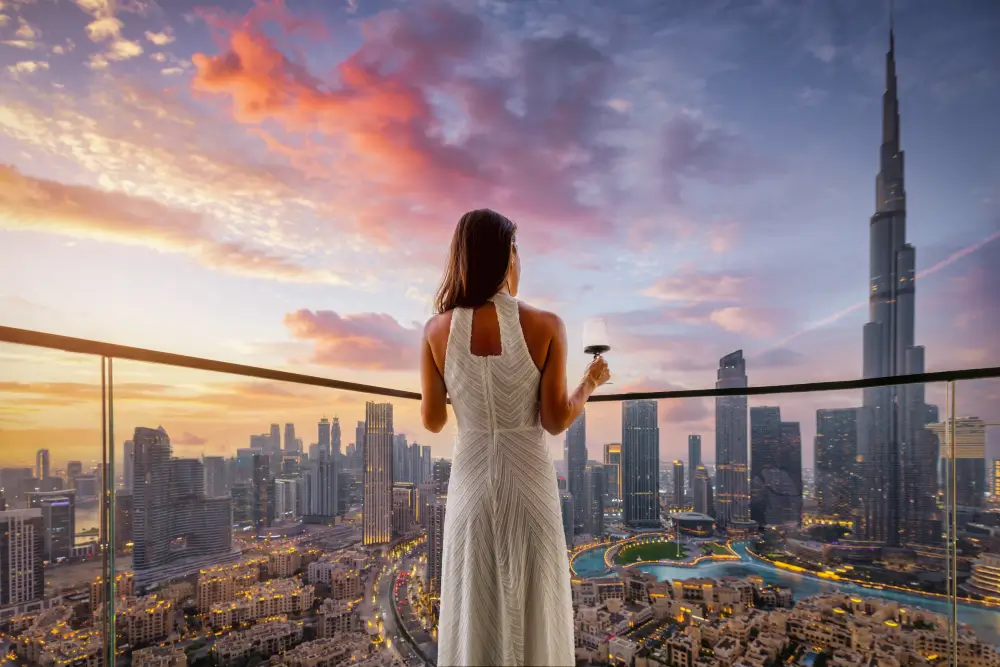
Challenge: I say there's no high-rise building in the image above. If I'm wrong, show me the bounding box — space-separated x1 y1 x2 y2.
252 454 270 532
993 460 1000 498
559 492 574 547
565 411 588 535
393 434 408 483
355 421 366 467
115 490 134 551
815 409 860 520
409 442 422 485
433 459 452 496
858 20 936 548
715 351 749 528
693 466 710 515
268 424 281 459
203 456 227 498
331 417 342 459
688 436 701 488
35 449 49 481
26 490 75 562
307 454 338 519
318 418 331 460
231 484 253 526
603 443 621 507
392 483 417 536
363 402 393 545
0 509 44 605
132 427 233 586
421 446 432 484
583 465 605 536
66 461 82 485
1 468 33 504
284 424 298 456
930 417 998 508
672 461 685 508
622 400 659 528
426 497 447 596
124 440 135 491
779 422 803 525
750 407 781 526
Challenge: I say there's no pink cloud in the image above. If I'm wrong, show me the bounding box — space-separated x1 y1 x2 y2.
283 309 421 370
642 271 747 303
190 1 620 250
709 306 784 339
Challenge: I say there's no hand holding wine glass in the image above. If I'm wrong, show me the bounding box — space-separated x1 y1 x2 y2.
583 317 612 387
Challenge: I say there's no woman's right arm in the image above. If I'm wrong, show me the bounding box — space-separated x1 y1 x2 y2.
539 314 610 436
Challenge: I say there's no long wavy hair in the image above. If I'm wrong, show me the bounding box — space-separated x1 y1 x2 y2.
434 209 517 314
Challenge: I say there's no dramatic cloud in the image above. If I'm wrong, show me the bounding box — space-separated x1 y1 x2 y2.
642 271 747 303
284 310 421 370
709 306 785 339
191 1 623 247
0 165 347 285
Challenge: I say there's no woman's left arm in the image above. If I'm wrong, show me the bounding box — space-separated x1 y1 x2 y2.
420 319 448 433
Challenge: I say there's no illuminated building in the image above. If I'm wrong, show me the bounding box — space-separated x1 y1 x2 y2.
427 496 447 596
26 489 75 562
716 351 749 528
566 410 588 535
929 417 998 508
815 408 860 520
603 443 622 506
622 400 660 528
363 402 393 545
693 466 710 516
688 436 701 489
672 460 685 508
0 509 44 605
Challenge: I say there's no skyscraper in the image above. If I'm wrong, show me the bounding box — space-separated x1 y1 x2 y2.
672 460 684 508
421 446 432 484
559 492 574 547
66 461 82 485
268 424 281 462
284 423 298 456
693 466 710 516
307 453 338 519
331 417 342 459
433 459 452 496
393 434 408 483
26 490 75 562
815 409 860 520
930 417 998 509
778 422 803 525
603 443 622 507
583 465 605 536
427 497 447 596
203 456 227 498
715 351 749 528
252 453 271 532
688 436 701 488
622 400 660 528
750 407 781 526
565 411 588 535
363 402 393 545
409 442 422 485
35 449 49 481
858 19 933 547
123 440 135 492
318 418 331 460
0 509 44 605
355 421 366 469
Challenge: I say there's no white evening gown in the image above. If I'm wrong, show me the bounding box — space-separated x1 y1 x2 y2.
436 292 575 667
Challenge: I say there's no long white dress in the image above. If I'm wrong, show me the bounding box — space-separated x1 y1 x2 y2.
436 293 575 667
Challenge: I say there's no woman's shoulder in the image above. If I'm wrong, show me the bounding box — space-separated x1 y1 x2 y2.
423 310 454 339
516 300 563 332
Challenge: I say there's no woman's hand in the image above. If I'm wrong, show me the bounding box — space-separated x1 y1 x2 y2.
583 355 611 391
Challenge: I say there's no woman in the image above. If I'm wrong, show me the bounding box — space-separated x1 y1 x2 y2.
420 209 611 666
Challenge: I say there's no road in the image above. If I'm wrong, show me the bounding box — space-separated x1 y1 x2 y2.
376 558 425 665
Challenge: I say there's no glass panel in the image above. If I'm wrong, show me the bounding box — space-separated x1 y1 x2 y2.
952 377 1000 659
109 359 439 664
0 343 110 665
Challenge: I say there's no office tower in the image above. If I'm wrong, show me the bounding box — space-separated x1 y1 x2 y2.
231 484 253 526
559 492 574 547
0 509 44 605
318 418 331 460
356 421 366 466
35 449 50 481
268 424 282 460
622 400 660 528
203 456 227 498
0 490 5 511
930 417 997 508
707 474 716 518
565 411 588 535
672 461 685 508
750 407 781 525
73 474 99 501
307 454 338 519
273 478 298 521
392 483 417 536
123 440 135 491
779 422 803 525
715 351 749 527
427 497 447 596
603 443 622 507
363 402 393 545
115 490 133 551
330 417 342 459
815 409 860 520
393 434 408 483
433 459 452 496
421 446 432 484
132 427 233 585
66 461 82 485
688 436 701 488
693 466 710 515
858 21 935 548
252 454 270 532
26 490 75 562
0 468 32 504
284 423 298 456
409 442 422 484
583 465 605 536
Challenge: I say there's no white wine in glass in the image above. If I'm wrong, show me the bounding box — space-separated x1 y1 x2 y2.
582 317 612 384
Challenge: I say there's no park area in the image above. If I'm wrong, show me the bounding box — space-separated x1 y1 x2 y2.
615 540 688 564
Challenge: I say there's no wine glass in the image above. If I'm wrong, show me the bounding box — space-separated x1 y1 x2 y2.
582 317 612 385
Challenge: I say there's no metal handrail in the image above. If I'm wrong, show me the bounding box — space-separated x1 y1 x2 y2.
2 324 999 401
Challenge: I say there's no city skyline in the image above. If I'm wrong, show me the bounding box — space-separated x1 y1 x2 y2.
1 1 999 469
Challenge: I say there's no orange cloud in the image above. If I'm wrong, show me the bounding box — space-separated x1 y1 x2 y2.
190 1 621 249
284 309 421 371
0 165 347 285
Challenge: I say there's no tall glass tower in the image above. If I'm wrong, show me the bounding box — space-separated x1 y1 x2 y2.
715 351 748 527
622 400 660 528
565 411 588 535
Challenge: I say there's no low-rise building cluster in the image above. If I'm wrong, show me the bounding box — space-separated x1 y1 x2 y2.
8 605 103 667
213 619 304 666
207 578 315 628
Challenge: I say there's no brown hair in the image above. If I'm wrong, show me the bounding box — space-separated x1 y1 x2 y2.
434 209 517 314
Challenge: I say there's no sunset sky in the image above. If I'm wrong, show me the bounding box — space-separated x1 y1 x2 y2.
1 0 998 471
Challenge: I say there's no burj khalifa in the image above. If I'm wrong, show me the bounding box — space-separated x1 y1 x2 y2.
858 18 939 547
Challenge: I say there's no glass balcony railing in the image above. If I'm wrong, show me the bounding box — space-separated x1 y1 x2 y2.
1 324 999 667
